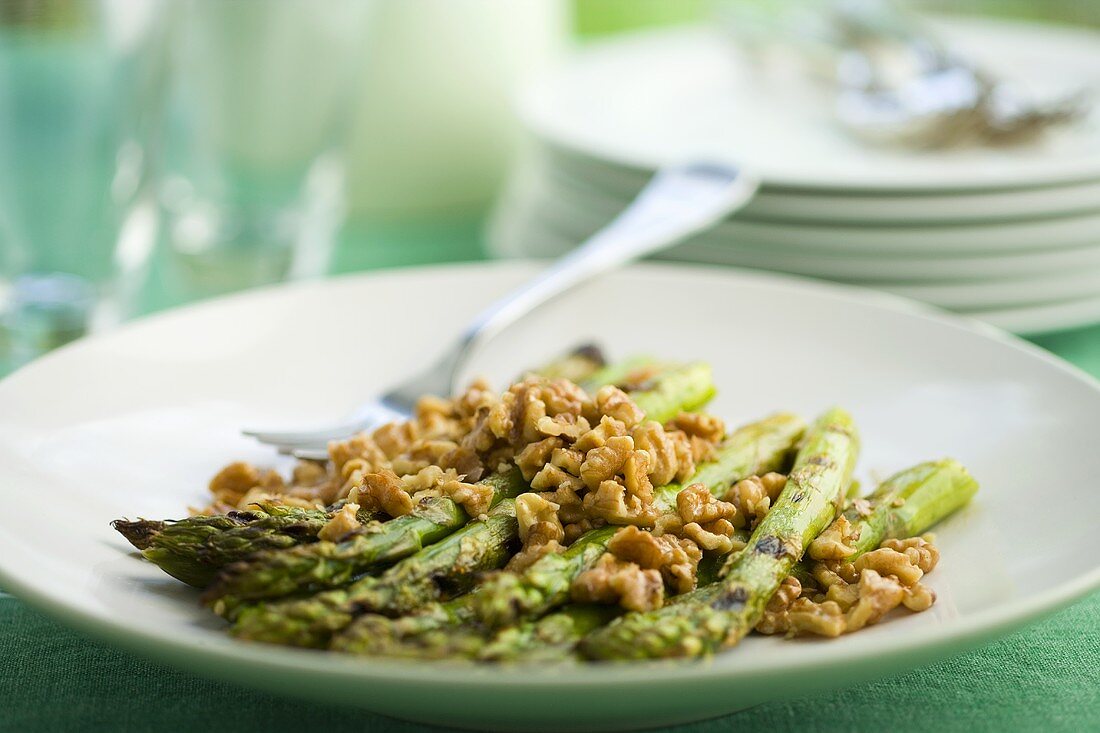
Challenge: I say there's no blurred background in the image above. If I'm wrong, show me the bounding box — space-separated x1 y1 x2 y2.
1 0 1098 374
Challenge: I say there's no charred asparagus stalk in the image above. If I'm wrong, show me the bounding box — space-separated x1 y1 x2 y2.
205 362 716 606
580 407 859 660
230 499 522 647
472 413 806 629
114 505 366 587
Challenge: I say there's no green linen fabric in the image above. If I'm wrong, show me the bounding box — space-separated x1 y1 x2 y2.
2 226 1099 732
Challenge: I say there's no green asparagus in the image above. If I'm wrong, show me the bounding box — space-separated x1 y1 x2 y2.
580 407 859 660
118 505 363 587
230 499 522 646
204 469 526 606
472 413 806 629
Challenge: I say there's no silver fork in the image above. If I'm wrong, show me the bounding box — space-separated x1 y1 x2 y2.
244 162 759 459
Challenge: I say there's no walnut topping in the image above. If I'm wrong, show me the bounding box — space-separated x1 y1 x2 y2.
631 421 695 486
579 436 636 490
317 502 362 542
658 483 742 553
357 469 415 517
440 479 495 518
571 553 664 612
515 493 564 545
209 462 268 507
729 473 788 528
788 598 847 637
677 483 737 525
808 515 860 561
594 385 645 429
666 412 726 462
583 479 657 526
881 535 940 574
515 437 563 482
783 533 943 637
606 526 702 595
755 576 802 634
852 547 924 586
844 569 906 632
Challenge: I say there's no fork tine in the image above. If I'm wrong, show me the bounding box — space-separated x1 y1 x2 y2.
289 447 332 461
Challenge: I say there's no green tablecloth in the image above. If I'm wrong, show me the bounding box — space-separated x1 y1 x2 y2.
3 222 1099 732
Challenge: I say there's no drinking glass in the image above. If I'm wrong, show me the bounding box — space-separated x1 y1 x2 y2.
0 0 169 372
159 0 371 301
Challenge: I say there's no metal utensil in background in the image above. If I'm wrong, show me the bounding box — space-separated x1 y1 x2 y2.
245 162 759 457
722 0 1091 148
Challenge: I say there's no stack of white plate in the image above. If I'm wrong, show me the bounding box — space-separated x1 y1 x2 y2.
489 17 1100 334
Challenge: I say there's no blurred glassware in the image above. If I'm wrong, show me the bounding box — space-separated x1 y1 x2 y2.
0 0 168 372
159 0 370 300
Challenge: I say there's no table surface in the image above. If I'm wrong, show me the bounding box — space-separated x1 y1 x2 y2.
3 221 1099 732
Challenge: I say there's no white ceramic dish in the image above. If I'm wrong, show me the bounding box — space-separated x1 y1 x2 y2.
544 144 1100 224
529 173 1100 254
525 19 1100 190
1 263 1099 732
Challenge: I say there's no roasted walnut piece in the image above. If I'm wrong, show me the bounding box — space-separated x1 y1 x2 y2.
755 575 802 634
729 472 788 528
571 553 665 612
631 421 695 486
356 469 415 518
317 502 362 542
881 535 940 573
783 534 942 637
666 412 726 462
208 462 269 507
607 526 703 595
808 515 860 561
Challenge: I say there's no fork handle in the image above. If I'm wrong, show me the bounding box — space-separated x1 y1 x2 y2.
444 162 759 388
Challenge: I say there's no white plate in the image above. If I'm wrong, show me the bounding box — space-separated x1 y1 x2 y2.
975 293 1100 335
2 263 1099 731
525 19 1100 191
528 171 1100 254
544 144 1100 224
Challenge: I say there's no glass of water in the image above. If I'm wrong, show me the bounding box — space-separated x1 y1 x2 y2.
159 0 371 301
0 0 169 372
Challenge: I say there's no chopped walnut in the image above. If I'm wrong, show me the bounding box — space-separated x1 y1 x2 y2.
677 483 737 525
515 493 565 545
853 547 924 586
328 433 388 476
755 576 802 634
788 598 847 637
583 479 658 526
844 569 906 632
594 385 646 428
571 553 665 612
440 479 495 518
682 519 739 553
631 421 695 486
579 435 637 490
515 437 564 482
572 415 628 452
318 502 362 542
506 539 564 573
356 469 415 517
881 535 940 574
291 460 328 487
666 412 726 462
208 462 265 507
371 421 417 459
729 473 788 528
535 413 591 441
807 515 860 561
607 526 702 595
